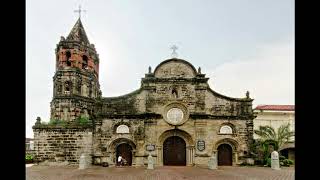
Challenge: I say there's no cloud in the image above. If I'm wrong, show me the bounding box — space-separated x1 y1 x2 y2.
207 40 294 107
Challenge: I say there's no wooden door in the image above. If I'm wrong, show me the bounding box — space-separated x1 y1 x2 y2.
116 143 132 166
163 136 186 166
218 144 232 166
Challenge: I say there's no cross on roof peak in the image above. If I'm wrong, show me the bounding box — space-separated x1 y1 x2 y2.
74 4 86 19
170 45 178 58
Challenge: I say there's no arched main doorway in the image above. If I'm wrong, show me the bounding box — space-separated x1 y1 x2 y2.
116 143 132 166
163 136 186 166
218 144 232 166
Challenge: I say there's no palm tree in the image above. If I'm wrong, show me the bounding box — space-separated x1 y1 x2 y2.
253 123 294 165
254 123 295 151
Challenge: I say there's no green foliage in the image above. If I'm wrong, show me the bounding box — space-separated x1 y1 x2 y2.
265 158 271 167
48 119 67 126
26 154 33 161
253 123 295 166
254 123 294 151
76 116 90 125
281 159 294 166
250 139 274 165
279 155 286 161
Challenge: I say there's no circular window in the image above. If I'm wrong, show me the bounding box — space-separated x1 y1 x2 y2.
167 108 184 124
163 103 189 126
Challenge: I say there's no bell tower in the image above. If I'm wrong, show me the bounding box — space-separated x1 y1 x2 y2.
50 18 101 122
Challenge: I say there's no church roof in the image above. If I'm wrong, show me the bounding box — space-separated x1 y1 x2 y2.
254 105 294 111
66 18 90 45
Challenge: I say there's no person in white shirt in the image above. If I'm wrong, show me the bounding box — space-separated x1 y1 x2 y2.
117 155 122 166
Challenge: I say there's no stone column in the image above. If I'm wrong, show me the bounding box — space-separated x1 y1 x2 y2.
157 146 163 166
208 151 217 170
108 151 116 166
132 150 136 166
79 153 91 169
234 151 238 165
186 146 195 166
190 146 195 166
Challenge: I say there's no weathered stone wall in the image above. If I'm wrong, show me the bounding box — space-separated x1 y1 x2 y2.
33 127 93 164
50 98 95 122
53 71 99 98
154 60 196 78
34 57 254 166
87 59 254 167
100 90 148 115
92 118 146 165
92 116 251 166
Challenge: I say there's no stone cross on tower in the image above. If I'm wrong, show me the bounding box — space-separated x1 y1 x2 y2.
170 45 178 58
74 4 86 19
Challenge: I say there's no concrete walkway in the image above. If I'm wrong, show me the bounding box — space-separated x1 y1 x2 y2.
26 164 34 168
26 165 294 180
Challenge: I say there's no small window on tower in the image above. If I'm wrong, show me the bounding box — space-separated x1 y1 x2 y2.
66 51 71 66
82 55 88 69
65 81 72 94
172 88 178 98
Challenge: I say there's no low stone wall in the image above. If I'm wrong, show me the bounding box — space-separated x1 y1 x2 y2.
26 150 36 156
33 126 93 164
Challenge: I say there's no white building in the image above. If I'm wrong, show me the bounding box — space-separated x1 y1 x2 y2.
253 105 295 160
26 138 34 151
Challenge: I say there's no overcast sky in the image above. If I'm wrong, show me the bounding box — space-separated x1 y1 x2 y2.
26 0 294 138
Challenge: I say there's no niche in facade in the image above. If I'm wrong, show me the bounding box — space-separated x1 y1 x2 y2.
219 125 233 134
116 125 130 134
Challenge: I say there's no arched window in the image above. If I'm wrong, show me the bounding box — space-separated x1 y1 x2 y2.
66 51 71 66
219 125 233 134
116 125 129 133
82 55 88 69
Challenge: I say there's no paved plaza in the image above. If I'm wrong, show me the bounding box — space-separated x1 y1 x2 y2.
26 165 294 180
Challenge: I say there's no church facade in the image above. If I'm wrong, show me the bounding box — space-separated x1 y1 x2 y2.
33 18 255 167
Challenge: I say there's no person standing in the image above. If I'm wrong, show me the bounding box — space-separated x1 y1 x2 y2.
117 155 122 166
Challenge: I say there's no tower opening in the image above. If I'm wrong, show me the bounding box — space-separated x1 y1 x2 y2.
82 55 88 69
66 51 71 66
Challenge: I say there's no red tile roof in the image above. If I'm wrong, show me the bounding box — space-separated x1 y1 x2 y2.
254 105 294 111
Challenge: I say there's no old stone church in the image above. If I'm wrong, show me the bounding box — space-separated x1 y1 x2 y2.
33 18 255 167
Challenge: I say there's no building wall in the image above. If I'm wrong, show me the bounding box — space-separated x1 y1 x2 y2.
92 117 250 167
33 127 93 164
34 59 254 167
253 110 295 141
34 30 255 166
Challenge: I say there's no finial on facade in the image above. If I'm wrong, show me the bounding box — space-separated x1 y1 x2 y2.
36 117 41 125
246 91 250 99
170 45 178 58
198 67 201 74
148 66 152 74
60 36 65 41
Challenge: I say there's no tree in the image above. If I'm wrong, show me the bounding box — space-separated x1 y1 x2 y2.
252 123 294 165
254 123 295 151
